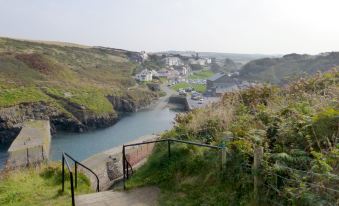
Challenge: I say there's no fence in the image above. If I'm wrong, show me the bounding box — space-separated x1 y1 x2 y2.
254 146 339 205
122 138 225 189
122 141 339 205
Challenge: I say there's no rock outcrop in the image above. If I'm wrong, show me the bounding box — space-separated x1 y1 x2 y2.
0 91 159 143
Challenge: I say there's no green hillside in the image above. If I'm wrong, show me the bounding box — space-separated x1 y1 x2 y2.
239 53 339 84
0 37 158 134
127 70 339 205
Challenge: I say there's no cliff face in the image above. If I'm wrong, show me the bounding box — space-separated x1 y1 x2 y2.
107 90 159 113
0 89 160 143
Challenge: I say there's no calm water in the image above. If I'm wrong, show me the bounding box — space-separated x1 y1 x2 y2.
0 104 179 168
51 106 178 161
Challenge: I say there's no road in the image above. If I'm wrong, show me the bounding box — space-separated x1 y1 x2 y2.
153 84 176 110
186 96 220 109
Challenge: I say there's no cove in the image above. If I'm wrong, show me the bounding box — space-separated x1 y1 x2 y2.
50 106 179 162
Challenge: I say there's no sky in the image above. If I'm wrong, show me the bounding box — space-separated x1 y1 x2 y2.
0 0 339 54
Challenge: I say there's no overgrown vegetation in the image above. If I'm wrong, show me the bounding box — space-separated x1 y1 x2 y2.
0 163 92 206
239 53 339 84
128 70 339 205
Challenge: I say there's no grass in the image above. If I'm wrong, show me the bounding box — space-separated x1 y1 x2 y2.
45 87 115 115
126 143 228 205
0 87 51 107
0 163 92 206
171 82 206 93
189 69 214 80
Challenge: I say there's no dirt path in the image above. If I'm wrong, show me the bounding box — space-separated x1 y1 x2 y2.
76 186 160 206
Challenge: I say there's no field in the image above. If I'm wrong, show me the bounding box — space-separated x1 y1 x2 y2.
189 69 214 80
171 82 206 93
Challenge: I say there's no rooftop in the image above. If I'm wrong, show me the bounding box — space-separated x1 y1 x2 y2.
207 72 226 81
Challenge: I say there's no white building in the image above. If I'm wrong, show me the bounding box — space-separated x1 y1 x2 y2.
135 69 153 81
140 51 148 61
188 58 211 66
165 57 183 66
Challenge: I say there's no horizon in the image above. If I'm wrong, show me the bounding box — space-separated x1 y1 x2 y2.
2 36 336 56
1 0 339 54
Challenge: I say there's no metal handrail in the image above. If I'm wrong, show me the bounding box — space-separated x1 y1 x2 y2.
63 152 100 192
62 153 76 206
122 138 224 189
62 152 100 206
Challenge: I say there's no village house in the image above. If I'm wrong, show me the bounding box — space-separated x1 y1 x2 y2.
173 65 190 76
164 56 183 66
140 51 148 61
135 69 153 81
188 57 211 66
206 72 237 96
157 68 180 80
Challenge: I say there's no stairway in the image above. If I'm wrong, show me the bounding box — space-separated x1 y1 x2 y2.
75 186 160 206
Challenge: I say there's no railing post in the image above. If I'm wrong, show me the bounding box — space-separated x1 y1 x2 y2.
168 139 171 160
62 155 65 192
96 179 100 192
221 147 226 171
74 162 78 189
122 145 126 190
70 172 75 206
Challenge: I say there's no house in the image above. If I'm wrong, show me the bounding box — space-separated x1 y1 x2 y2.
188 57 211 66
150 70 159 77
173 65 190 76
140 51 148 61
157 68 180 80
206 73 237 96
164 57 183 66
135 69 153 81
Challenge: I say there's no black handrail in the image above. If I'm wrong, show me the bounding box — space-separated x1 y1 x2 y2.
63 152 100 192
62 152 100 206
62 153 76 206
122 138 224 189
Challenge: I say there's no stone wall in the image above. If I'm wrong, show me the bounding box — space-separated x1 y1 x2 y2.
168 95 190 110
80 135 158 191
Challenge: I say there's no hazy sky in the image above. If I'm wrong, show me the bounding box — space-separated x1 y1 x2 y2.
1 0 339 54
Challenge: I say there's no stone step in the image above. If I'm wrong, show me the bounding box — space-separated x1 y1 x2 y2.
75 186 160 206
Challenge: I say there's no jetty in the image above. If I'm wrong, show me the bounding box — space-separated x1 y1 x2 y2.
6 120 51 169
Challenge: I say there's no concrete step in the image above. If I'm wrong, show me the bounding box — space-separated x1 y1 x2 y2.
75 186 160 206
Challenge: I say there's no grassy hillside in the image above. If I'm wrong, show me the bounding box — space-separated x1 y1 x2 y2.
0 38 160 134
127 70 338 205
239 53 339 84
0 163 92 206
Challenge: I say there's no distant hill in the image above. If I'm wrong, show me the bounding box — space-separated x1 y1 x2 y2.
0 37 159 140
238 52 339 84
156 51 279 64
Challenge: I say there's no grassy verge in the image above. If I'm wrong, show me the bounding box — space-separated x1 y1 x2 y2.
0 163 92 206
171 82 206 93
126 144 240 205
189 69 214 80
